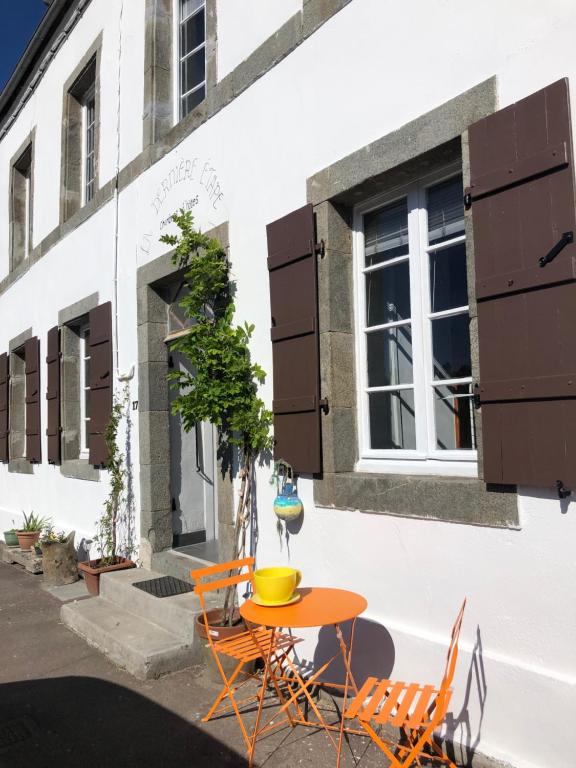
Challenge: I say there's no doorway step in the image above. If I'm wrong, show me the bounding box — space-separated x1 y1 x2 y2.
151 541 221 585
61 567 206 680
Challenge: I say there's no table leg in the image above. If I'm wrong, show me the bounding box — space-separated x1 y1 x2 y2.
335 617 358 768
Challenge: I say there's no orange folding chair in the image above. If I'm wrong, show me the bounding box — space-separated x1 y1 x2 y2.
191 557 301 753
344 599 467 768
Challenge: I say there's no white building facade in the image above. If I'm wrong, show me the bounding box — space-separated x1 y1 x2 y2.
1 2 575 767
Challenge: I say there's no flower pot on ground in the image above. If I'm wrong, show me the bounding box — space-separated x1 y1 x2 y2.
3 530 19 547
41 529 79 587
78 556 136 596
16 512 50 551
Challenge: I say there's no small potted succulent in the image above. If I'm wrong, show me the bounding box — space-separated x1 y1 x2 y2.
16 512 50 551
78 387 135 595
41 526 79 587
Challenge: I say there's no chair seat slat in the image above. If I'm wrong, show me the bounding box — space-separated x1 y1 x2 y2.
405 685 437 728
344 677 379 719
359 679 394 721
390 683 420 726
367 680 405 723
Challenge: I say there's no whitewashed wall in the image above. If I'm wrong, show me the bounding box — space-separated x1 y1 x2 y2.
1 2 575 767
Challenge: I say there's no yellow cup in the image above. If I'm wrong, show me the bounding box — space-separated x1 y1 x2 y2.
254 567 302 604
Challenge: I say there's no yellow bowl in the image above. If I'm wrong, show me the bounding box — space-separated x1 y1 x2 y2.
254 566 301 604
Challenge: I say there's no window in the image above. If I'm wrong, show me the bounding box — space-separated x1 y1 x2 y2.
82 86 96 204
355 170 476 476
9 347 26 460
177 0 206 119
79 324 91 455
62 53 98 220
11 143 33 269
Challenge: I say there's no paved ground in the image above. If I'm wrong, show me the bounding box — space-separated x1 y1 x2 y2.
0 561 453 768
0 562 384 768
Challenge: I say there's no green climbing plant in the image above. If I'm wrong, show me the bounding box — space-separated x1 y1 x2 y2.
161 210 273 624
94 383 130 565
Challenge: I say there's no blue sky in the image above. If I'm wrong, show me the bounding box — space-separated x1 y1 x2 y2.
0 1 48 92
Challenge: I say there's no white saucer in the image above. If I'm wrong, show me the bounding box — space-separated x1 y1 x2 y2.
251 591 301 607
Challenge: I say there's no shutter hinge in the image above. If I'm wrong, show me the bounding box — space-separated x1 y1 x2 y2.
464 191 472 209
319 398 329 415
473 384 481 409
538 231 573 268
315 239 325 258
556 480 572 499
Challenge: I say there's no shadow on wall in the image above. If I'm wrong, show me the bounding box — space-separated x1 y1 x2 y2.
441 625 488 768
310 617 395 691
0 676 248 768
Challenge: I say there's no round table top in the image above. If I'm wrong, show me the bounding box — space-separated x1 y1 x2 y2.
239 587 367 628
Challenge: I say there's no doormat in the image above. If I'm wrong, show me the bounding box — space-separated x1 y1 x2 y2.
0 717 37 753
133 575 194 598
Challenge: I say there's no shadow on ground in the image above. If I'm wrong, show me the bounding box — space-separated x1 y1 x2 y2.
0 676 247 768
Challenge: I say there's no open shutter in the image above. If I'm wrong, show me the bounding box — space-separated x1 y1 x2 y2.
46 326 61 464
468 78 576 489
88 302 113 466
0 353 9 462
25 337 41 463
266 203 322 474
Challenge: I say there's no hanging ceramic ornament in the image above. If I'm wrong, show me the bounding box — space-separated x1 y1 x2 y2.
273 462 303 521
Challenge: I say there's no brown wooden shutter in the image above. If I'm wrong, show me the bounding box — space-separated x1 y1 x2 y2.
468 78 576 489
25 336 41 463
266 203 322 474
0 353 9 462
89 302 113 466
46 326 61 464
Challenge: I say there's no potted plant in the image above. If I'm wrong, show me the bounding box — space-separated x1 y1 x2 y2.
3 525 19 547
16 512 50 551
161 212 273 642
41 526 79 587
78 385 136 595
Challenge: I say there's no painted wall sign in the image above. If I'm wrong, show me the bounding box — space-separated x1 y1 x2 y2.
139 156 225 261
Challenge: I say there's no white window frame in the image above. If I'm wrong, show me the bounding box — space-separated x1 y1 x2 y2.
173 0 206 123
23 172 31 259
353 165 477 478
81 85 96 206
79 324 91 456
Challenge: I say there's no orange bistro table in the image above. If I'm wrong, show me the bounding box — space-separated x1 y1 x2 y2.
240 586 368 767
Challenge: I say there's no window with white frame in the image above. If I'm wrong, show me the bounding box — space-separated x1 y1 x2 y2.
354 170 476 475
82 87 96 204
177 0 206 119
79 325 91 455
11 143 33 268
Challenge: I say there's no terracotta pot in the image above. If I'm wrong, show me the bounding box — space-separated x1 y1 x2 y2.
42 532 79 587
195 608 254 682
78 557 136 596
16 531 41 551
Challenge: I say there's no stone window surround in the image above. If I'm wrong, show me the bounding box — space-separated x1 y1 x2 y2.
308 76 519 528
9 129 35 273
60 34 102 225
144 0 218 147
136 222 235 564
8 328 33 474
1 0 354 300
58 292 101 481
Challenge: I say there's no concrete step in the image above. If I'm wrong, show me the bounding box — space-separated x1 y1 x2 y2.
61 597 200 680
99 568 201 643
151 548 218 585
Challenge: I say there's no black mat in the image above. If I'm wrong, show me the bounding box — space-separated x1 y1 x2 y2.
0 717 36 752
132 575 194 598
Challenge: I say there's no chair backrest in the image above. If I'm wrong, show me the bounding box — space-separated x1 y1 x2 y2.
191 556 255 613
439 598 467 694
